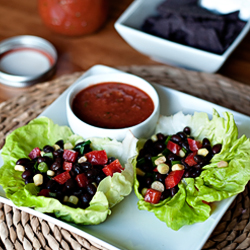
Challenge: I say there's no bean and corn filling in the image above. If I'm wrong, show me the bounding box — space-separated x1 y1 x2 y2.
14 140 124 209
136 126 223 204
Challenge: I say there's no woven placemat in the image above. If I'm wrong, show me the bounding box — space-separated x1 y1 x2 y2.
1 65 250 250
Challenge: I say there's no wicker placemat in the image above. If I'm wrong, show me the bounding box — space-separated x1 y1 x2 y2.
1 65 250 250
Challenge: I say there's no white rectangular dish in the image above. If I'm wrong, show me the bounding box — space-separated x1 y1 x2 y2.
1 65 250 250
114 0 250 73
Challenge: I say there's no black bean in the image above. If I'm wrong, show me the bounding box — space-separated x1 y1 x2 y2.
72 189 83 196
43 145 54 153
80 162 92 172
72 164 82 175
144 154 152 162
53 148 64 157
157 133 165 141
86 183 97 196
56 168 64 176
96 173 106 184
193 164 202 169
181 159 189 169
46 179 57 191
202 138 210 147
86 169 96 180
170 186 179 197
65 179 76 190
56 192 64 201
25 176 33 184
140 163 153 173
183 126 191 135
138 148 146 158
80 193 92 208
167 153 180 162
154 141 165 153
145 177 153 188
16 158 31 166
69 170 76 178
193 155 203 164
212 144 222 154
171 134 182 143
51 161 61 171
177 132 187 139
55 140 64 149
22 170 33 179
190 169 200 178
181 141 190 152
144 139 157 155
155 173 166 183
183 169 192 178
144 139 153 150
160 190 171 201
107 157 116 164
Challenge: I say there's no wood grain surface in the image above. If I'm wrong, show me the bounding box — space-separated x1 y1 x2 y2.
0 0 250 103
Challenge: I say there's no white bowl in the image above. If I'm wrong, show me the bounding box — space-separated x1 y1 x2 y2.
66 72 160 141
114 0 250 73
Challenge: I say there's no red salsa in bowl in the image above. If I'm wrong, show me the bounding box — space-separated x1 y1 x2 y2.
72 82 154 129
66 72 160 141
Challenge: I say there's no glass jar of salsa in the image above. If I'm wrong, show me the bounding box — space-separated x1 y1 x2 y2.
38 0 109 36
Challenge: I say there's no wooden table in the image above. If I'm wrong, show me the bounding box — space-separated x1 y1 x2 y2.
0 0 250 103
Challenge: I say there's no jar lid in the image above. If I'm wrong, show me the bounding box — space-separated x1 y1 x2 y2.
0 35 57 87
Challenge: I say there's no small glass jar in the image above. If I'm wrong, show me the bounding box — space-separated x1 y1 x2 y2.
38 0 109 36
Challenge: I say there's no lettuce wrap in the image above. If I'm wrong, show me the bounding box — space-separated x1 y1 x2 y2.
133 110 250 230
0 117 137 225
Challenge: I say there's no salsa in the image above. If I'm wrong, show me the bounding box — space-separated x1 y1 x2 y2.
72 82 154 129
38 0 109 36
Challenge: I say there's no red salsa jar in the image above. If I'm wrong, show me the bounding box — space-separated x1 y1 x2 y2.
38 0 109 36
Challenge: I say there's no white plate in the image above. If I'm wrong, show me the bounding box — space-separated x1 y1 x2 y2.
1 65 250 250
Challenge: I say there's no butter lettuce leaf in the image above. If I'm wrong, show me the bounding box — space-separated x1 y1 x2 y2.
0 117 137 225
134 110 250 230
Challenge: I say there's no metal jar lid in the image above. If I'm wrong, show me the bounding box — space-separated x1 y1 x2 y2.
0 35 57 87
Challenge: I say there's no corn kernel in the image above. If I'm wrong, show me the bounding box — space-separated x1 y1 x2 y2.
197 148 209 157
136 168 145 176
172 164 185 171
78 156 87 163
64 142 73 150
14 165 25 172
68 195 79 205
151 181 164 192
151 134 158 142
141 188 148 197
53 144 60 151
154 156 166 166
178 149 186 158
47 170 55 177
33 174 43 186
63 196 69 203
217 161 228 168
157 163 169 174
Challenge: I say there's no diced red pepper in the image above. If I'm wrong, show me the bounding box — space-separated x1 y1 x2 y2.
28 147 41 159
63 149 78 162
144 188 162 204
185 152 197 166
167 141 181 154
63 161 73 171
75 173 89 188
85 150 108 165
187 138 202 151
165 170 185 189
153 167 158 172
102 159 124 177
38 189 50 197
53 171 71 184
